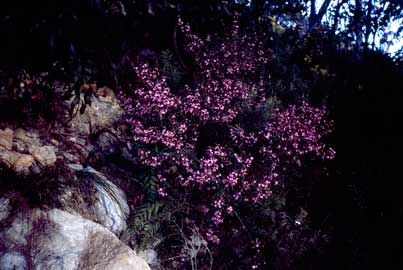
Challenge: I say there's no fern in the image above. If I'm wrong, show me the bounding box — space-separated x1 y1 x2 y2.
134 202 164 227
126 201 174 250
141 175 158 202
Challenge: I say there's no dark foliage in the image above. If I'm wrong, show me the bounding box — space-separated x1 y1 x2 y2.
1 1 402 269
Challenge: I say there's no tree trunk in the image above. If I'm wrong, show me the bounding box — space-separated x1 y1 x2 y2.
309 0 317 25
354 0 364 51
364 0 373 50
308 0 333 32
330 0 347 41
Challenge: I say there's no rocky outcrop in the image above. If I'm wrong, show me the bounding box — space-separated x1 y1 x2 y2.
0 197 10 222
85 167 130 235
0 128 56 174
0 252 27 270
69 91 123 136
12 129 42 153
64 166 130 235
0 204 150 270
29 146 57 167
0 149 34 174
0 128 13 150
0 89 152 270
0 87 123 176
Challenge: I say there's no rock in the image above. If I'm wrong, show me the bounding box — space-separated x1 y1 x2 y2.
0 197 11 222
57 188 90 221
82 167 130 234
95 131 120 154
55 166 130 232
97 87 116 99
50 139 60 146
0 128 14 150
90 251 150 270
67 163 83 171
30 145 57 167
0 252 27 270
0 207 150 270
13 129 57 167
0 87 146 270
13 154 35 172
0 88 124 175
69 94 123 136
62 152 80 163
13 129 41 153
5 212 31 245
60 136 93 164
0 128 58 173
0 149 34 173
137 249 159 266
0 129 58 173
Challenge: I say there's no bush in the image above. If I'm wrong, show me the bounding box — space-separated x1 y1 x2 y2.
121 17 335 269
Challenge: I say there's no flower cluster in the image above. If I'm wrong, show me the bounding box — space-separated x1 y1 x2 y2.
121 18 335 264
178 17 268 123
262 102 336 161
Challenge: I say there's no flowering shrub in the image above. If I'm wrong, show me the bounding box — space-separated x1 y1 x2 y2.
121 18 335 269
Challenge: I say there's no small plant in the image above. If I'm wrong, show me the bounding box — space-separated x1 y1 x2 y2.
178 225 213 270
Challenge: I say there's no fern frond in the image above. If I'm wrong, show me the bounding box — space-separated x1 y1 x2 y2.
141 175 158 202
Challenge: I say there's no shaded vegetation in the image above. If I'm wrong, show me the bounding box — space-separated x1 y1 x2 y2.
1 1 402 269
